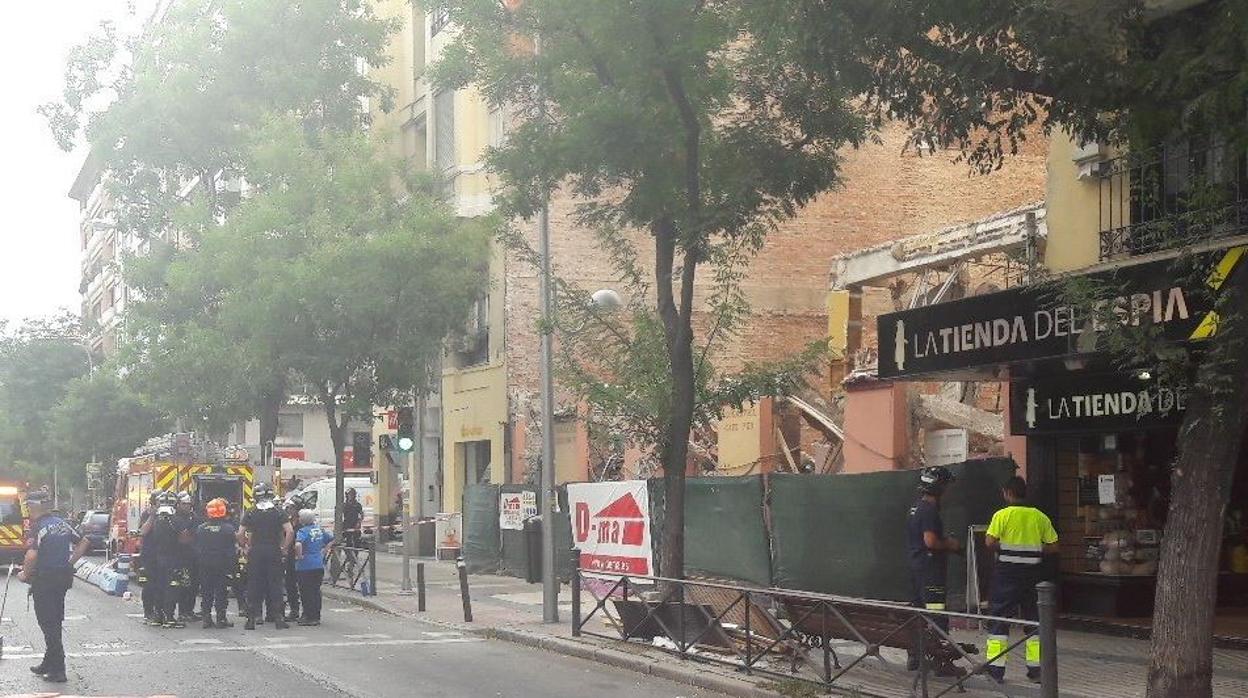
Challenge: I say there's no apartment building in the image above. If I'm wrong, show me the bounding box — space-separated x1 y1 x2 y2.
368 2 1048 511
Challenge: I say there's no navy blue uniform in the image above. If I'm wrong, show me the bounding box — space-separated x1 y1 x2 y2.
907 498 949 613
27 514 82 675
195 520 237 619
243 507 287 624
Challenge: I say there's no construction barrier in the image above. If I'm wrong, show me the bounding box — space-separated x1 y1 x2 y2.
462 458 1020 609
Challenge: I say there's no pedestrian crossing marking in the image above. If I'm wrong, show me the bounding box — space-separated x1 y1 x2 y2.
1 637 484 661
82 641 129 650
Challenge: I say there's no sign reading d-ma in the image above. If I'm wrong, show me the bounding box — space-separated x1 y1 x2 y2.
877 246 1245 379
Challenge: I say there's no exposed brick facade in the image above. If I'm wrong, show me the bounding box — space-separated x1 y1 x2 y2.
502 121 1047 473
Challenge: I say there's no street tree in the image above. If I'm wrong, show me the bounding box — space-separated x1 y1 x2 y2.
47 369 169 498
779 2 1247 694
0 315 91 492
44 0 399 445
172 120 492 531
431 0 870 579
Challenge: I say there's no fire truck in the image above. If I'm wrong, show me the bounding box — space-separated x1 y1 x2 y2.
109 433 255 561
0 482 28 565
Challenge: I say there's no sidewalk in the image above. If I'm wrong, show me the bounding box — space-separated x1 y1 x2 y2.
324 553 1248 698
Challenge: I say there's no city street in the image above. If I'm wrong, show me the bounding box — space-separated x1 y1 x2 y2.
0 571 725 698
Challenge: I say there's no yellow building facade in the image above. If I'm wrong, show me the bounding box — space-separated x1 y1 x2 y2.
370 0 510 513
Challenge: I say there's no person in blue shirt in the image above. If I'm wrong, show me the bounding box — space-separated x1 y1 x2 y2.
18 489 91 683
293 509 334 626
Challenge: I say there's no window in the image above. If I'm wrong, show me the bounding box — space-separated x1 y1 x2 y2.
277 413 304 444
301 490 318 508
488 107 506 148
453 294 490 367
434 90 455 172
0 500 20 525
431 7 450 35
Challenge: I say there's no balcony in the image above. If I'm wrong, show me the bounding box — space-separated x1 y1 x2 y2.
1097 139 1248 261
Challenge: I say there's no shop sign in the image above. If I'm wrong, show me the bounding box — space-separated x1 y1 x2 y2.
878 246 1244 379
567 480 653 575
1009 372 1188 435
499 490 537 530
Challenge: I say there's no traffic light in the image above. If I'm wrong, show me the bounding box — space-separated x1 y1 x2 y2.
396 407 415 453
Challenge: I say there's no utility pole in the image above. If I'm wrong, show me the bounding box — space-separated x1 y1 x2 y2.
538 199 559 623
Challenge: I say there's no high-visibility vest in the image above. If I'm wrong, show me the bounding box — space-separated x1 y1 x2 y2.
986 505 1057 568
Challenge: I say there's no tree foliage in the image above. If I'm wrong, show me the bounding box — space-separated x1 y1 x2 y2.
42 0 398 238
432 0 871 577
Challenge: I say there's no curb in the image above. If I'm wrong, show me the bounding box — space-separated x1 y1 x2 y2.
320 587 783 698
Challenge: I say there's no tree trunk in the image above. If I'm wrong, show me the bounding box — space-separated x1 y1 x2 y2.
654 218 698 581
318 385 348 535
1147 270 1248 698
257 383 283 464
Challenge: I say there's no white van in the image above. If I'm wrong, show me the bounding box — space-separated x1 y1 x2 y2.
293 477 378 537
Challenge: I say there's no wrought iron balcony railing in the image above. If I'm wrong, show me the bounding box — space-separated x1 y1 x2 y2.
1097 139 1248 261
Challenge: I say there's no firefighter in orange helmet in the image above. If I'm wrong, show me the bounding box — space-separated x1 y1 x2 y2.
194 498 238 628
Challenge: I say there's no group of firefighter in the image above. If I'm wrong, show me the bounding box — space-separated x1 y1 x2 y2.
135 482 345 630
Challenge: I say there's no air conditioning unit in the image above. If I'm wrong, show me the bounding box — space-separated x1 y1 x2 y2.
1073 140 1109 180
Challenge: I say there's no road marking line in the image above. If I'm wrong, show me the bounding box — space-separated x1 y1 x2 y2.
63 614 88 621
82 641 129 650
126 613 147 618
343 633 391 640
179 638 223 645
263 635 306 642
327 608 358 613
0 637 483 660
422 631 462 638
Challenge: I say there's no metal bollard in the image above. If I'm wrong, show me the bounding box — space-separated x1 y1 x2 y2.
1038 581 1058 698
570 547 581 637
456 557 473 622
368 545 377 597
416 562 426 612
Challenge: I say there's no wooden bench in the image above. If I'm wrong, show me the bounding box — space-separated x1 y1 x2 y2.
780 596 975 674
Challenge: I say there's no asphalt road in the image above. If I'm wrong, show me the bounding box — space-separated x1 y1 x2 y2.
0 567 725 698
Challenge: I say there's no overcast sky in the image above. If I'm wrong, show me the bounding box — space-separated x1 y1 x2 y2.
0 2 141 328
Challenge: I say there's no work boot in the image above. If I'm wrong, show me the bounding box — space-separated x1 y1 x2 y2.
274 619 290 630
1027 667 1041 684
144 615 163 627
244 618 256 630
41 671 68 683
29 663 46 675
202 616 215 629
168 618 186 629
985 666 1006 684
284 611 300 622
216 616 234 629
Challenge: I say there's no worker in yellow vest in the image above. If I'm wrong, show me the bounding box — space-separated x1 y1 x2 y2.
983 476 1059 684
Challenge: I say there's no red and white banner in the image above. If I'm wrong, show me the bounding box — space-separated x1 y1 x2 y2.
567 480 653 576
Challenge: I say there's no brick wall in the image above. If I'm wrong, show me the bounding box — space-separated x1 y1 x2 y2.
503 122 1048 459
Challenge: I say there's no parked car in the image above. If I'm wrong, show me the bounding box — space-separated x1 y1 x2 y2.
79 510 111 553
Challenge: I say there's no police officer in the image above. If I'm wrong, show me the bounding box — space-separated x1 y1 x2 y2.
906 465 962 676
282 494 303 622
195 497 238 629
19 489 91 683
175 492 202 622
983 476 1059 683
239 483 293 630
137 489 164 625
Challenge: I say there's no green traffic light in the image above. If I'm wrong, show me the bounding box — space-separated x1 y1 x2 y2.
397 436 415 452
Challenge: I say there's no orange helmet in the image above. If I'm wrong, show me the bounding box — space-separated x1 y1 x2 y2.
205 498 228 519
